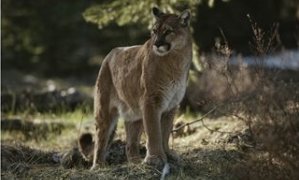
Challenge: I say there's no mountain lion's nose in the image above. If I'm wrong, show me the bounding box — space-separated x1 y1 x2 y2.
154 40 164 47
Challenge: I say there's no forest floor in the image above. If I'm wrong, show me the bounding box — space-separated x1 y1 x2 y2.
2 111 291 180
1 68 296 180
1 111 260 180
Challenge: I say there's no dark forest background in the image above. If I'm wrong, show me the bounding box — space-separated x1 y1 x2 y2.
2 0 298 77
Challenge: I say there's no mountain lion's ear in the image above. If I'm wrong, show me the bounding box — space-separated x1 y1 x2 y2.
180 9 191 27
152 7 164 20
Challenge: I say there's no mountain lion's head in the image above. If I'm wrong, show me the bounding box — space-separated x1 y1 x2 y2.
151 7 191 56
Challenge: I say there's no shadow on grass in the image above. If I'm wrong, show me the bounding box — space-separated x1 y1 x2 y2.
2 140 297 179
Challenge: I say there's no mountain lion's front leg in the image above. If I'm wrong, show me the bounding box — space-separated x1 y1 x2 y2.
161 107 181 163
142 98 166 168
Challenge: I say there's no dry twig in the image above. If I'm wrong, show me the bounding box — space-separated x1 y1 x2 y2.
172 106 217 133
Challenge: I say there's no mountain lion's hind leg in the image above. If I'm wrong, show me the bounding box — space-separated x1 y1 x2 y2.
91 61 116 170
125 120 143 163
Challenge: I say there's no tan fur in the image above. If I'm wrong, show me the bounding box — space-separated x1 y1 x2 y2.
78 7 192 169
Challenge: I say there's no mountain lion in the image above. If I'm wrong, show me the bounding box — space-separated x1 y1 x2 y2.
79 7 192 170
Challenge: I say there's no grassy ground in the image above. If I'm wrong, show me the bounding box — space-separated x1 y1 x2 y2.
0 110 285 180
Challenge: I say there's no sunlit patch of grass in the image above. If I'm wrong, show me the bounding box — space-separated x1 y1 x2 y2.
1 124 77 151
172 116 245 151
1 107 94 151
40 107 93 124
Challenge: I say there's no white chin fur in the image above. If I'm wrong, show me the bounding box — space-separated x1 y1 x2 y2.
153 45 169 56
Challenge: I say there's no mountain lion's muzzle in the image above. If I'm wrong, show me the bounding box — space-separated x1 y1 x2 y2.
153 36 171 55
